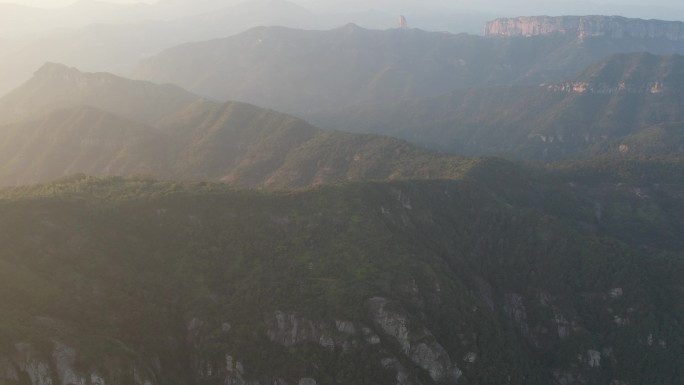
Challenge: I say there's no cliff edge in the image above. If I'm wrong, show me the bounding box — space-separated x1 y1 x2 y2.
485 16 684 40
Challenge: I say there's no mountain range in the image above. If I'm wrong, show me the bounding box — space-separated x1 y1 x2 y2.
134 24 684 161
134 22 684 118
0 0 321 97
0 63 480 188
2 12 684 385
0 0 492 97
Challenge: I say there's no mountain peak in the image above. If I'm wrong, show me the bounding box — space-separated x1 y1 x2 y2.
0 64 198 126
338 22 364 32
32 62 106 87
29 62 118 94
34 62 76 77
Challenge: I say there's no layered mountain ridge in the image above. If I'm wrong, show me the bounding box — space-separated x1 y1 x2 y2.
0 62 198 126
0 64 482 188
134 21 684 119
3 12 684 385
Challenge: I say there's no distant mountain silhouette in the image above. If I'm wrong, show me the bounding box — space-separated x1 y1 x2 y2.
0 63 198 126
0 64 479 187
135 23 684 117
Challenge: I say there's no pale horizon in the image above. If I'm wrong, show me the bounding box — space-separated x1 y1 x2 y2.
4 0 684 18
3 0 158 8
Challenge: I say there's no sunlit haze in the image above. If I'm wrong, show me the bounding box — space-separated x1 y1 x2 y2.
5 0 158 7
3 0 684 19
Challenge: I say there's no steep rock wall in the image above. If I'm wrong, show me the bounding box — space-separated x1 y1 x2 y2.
485 16 684 40
0 342 155 385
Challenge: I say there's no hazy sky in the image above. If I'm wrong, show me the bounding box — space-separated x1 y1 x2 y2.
5 0 157 7
2 0 682 9
4 0 684 21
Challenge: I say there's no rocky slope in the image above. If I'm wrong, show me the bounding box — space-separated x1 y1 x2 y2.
0 0 492 99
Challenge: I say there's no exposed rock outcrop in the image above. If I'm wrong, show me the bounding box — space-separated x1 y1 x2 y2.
361 327 382 345
0 341 154 385
504 293 529 337
586 350 601 368
266 311 344 350
267 311 328 347
367 297 462 385
485 16 684 41
265 311 375 353
380 356 418 385
545 81 668 94
224 355 259 385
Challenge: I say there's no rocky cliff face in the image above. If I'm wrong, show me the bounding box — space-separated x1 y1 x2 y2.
544 81 667 94
485 16 684 40
266 311 359 350
367 297 462 385
0 341 155 385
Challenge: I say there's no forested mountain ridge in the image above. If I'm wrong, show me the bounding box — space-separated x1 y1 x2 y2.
0 62 199 126
0 170 682 385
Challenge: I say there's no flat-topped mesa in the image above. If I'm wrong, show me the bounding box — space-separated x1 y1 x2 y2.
485 16 684 40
